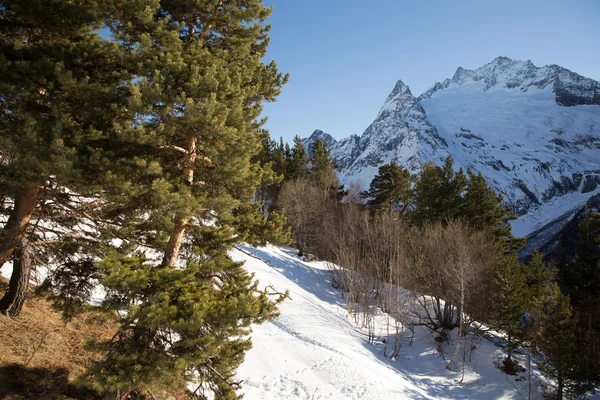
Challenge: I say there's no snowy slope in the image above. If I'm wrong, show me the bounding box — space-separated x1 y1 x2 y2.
232 244 554 400
305 57 600 237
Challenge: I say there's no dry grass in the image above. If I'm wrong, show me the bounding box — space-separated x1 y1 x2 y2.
0 279 117 399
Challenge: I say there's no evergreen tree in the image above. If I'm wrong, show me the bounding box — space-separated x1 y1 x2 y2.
0 0 137 315
524 250 553 314
253 132 284 209
492 254 528 373
310 139 332 184
0 0 133 267
287 135 309 180
362 161 412 215
535 285 584 400
561 207 600 306
54 1 291 398
556 208 600 392
86 251 286 400
463 170 524 251
273 137 288 180
310 138 343 200
411 156 467 225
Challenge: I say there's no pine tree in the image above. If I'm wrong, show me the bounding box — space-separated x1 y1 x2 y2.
563 207 600 307
463 170 524 251
493 255 527 374
86 251 286 399
535 285 584 400
492 254 528 373
273 137 288 179
492 249 555 377
0 0 137 315
73 1 291 398
524 250 553 315
310 139 331 184
0 0 132 267
411 156 467 225
362 161 412 215
309 138 343 200
254 133 284 210
556 207 600 392
287 135 309 180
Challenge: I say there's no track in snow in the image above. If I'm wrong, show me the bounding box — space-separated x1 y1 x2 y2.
232 245 548 400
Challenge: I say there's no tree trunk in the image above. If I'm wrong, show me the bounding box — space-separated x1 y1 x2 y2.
0 238 32 317
557 370 564 400
162 219 187 267
119 387 133 400
0 186 39 270
162 137 197 267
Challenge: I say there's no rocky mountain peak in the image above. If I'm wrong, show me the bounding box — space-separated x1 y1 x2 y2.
303 129 337 156
419 57 600 106
376 80 428 127
303 57 600 240
307 129 336 145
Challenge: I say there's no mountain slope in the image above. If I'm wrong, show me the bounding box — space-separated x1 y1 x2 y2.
233 244 548 400
305 57 600 237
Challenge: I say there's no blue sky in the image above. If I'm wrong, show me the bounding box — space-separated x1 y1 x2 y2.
261 0 600 143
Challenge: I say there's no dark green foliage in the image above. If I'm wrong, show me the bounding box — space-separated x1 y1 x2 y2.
463 170 524 251
411 156 467 225
309 139 344 200
559 208 600 307
233 203 291 246
254 134 290 211
287 135 309 180
411 157 521 252
492 254 528 367
37 259 99 320
310 139 333 184
362 161 412 215
86 251 286 399
0 0 292 397
0 0 140 313
82 0 289 396
535 285 588 399
254 133 285 210
0 0 134 193
555 208 600 393
524 250 553 314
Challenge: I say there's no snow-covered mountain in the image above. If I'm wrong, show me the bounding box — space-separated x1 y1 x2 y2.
304 57 600 237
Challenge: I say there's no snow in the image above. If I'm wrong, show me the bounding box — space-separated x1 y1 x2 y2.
232 244 567 400
314 57 600 238
421 81 600 235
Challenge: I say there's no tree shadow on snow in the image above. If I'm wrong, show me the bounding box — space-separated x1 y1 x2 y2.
237 245 524 400
237 244 345 309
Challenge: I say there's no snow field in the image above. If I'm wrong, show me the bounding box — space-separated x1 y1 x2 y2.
232 244 565 400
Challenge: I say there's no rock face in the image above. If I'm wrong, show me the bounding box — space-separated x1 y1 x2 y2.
305 57 600 237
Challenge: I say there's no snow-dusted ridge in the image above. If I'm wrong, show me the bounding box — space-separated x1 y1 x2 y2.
303 57 600 237
418 56 600 106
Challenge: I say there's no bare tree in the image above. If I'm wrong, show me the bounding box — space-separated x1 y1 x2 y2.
404 221 499 377
278 178 323 256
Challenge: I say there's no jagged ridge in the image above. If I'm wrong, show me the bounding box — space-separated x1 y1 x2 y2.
303 57 600 237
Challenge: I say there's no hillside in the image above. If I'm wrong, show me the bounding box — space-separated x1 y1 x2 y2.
0 280 115 400
232 244 570 400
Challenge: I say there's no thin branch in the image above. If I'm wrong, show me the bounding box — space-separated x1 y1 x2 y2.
158 144 188 154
